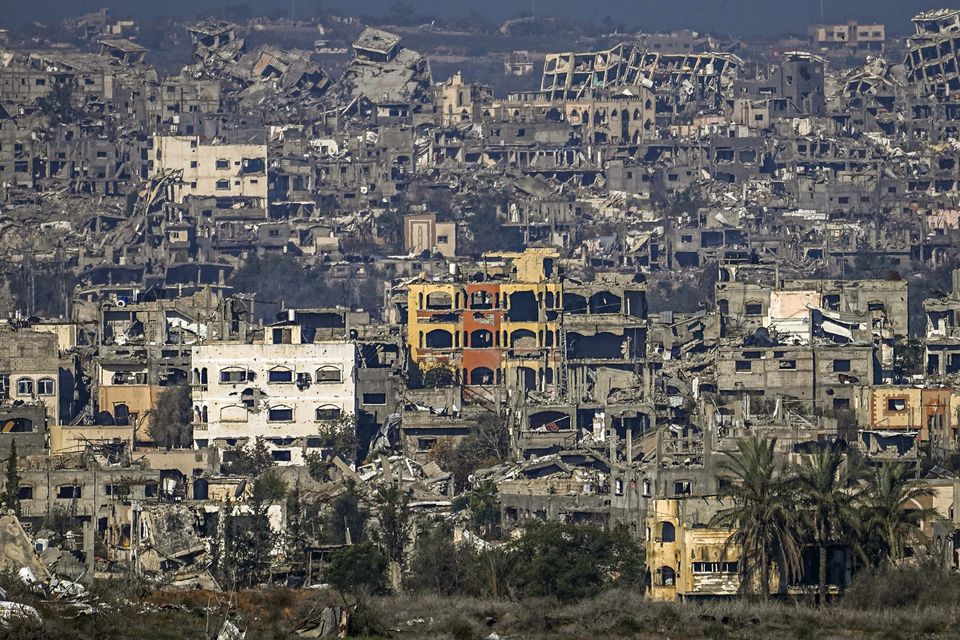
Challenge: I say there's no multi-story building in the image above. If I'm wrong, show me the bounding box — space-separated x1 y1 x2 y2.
813 22 885 51
150 134 268 206
406 249 565 394
191 325 356 464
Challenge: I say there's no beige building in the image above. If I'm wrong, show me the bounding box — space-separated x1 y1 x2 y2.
403 212 456 257
647 498 741 601
151 135 268 205
191 325 356 465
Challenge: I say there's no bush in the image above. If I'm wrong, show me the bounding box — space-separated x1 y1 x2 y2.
325 542 389 596
405 523 483 596
507 522 644 602
842 561 960 609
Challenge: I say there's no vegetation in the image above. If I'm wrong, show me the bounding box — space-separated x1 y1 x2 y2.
436 411 510 490
857 462 936 565
3 439 20 515
462 192 524 255
322 480 368 545
792 445 861 605
373 483 413 564
148 384 193 450
218 469 288 588
713 436 944 606
712 436 802 599
507 521 644 602
324 541 389 596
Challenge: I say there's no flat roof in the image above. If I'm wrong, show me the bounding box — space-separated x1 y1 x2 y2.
353 27 401 55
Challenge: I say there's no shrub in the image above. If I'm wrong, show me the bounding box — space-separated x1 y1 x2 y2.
842 561 960 610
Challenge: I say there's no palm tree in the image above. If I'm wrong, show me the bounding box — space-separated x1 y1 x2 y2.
794 444 861 606
468 480 500 539
859 463 938 565
711 436 802 599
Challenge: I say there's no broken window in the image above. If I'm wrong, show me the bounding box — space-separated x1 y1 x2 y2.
57 485 81 499
1 418 33 433
779 360 797 370
658 521 676 543
17 486 33 500
268 406 294 422
887 398 907 412
215 158 230 170
273 328 293 344
425 329 453 349
425 291 453 310
745 302 763 316
674 480 691 496
219 368 248 384
315 366 342 383
15 378 33 396
268 367 294 383
271 450 292 462
37 378 55 396
735 360 752 371
470 329 494 348
315 405 342 421
114 403 131 425
692 562 738 574
216 179 230 190
654 566 676 586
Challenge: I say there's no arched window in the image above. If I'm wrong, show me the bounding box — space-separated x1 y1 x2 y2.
315 365 342 383
220 405 248 423
268 405 294 422
425 329 453 349
15 378 33 396
268 366 294 383
219 367 248 384
658 521 676 543
469 367 494 385
655 566 676 586
315 405 342 421
37 378 55 396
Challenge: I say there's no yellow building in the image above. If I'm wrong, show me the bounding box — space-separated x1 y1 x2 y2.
406 249 563 392
646 498 741 601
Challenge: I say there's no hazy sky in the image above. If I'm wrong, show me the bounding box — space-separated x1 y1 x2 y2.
3 0 950 35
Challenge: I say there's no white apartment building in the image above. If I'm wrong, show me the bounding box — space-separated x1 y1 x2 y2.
191 326 356 465
151 135 268 205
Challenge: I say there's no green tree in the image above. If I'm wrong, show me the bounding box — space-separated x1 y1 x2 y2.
374 483 411 564
37 81 80 124
148 384 193 449
468 480 500 539
438 412 509 490
285 480 309 566
859 463 938 565
794 445 861 606
463 193 523 256
223 437 275 475
324 541 388 595
221 469 287 587
405 522 480 595
324 480 368 544
507 522 643 602
711 436 802 599
3 440 20 516
313 413 358 462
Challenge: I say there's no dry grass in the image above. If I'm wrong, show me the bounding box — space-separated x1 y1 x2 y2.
6 581 960 639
